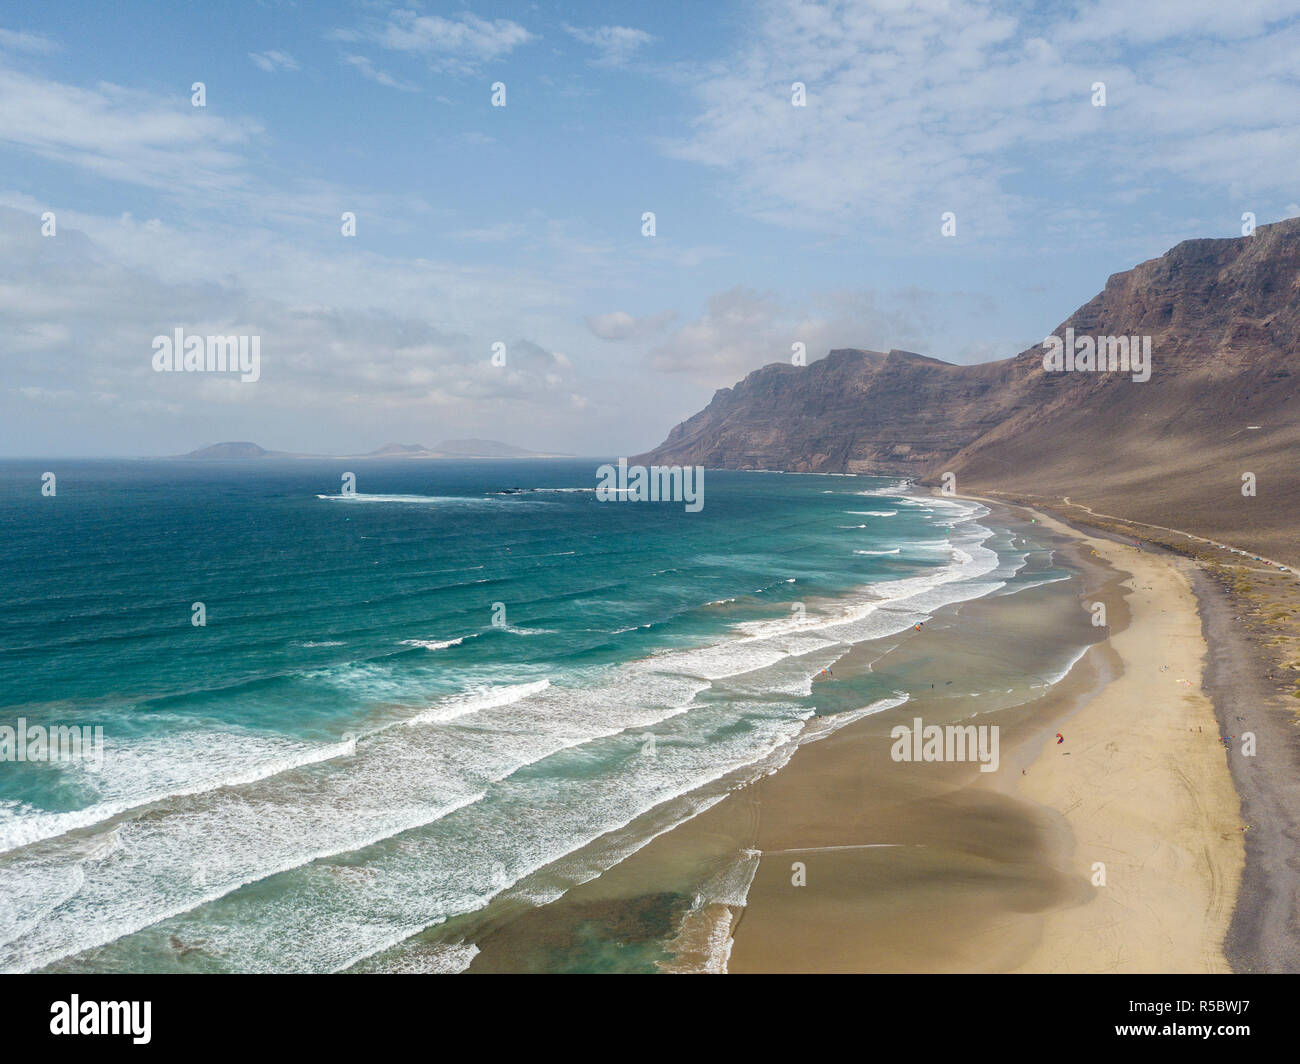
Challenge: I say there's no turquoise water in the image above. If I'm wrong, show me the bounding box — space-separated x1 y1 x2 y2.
0 459 1059 972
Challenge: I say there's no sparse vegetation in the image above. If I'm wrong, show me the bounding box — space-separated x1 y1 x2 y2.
991 493 1300 717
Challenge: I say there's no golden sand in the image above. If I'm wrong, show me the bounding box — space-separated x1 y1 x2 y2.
1007 508 1243 972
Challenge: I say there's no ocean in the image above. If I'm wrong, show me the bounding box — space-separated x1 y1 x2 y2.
0 459 1078 973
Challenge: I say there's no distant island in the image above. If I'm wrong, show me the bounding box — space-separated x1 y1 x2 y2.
176 439 570 460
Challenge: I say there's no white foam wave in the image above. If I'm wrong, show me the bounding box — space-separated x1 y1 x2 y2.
400 636 465 651
0 732 360 856
370 942 479 974
993 573 1071 597
319 493 548 507
317 493 472 504
407 679 552 726
0 487 1015 973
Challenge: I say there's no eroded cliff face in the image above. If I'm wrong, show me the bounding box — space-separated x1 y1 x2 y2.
637 217 1300 563
945 218 1300 562
638 348 1019 474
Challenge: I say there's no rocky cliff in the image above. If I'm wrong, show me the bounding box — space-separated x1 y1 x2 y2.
638 217 1300 563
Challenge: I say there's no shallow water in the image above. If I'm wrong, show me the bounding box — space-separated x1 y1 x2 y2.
0 459 1078 973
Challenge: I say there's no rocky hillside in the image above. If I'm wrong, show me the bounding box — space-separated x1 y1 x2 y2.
637 218 1300 564
635 347 1019 475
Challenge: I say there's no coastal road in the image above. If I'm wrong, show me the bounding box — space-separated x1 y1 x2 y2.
1059 496 1299 579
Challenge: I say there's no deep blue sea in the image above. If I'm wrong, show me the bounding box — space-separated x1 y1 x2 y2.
0 459 1064 972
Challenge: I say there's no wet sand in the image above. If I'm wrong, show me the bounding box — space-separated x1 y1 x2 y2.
726 507 1118 972
1002 506 1243 972
426 500 1245 973
726 501 1241 972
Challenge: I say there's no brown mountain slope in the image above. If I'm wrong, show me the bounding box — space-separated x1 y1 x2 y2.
638 218 1299 565
636 348 1021 474
948 219 1300 565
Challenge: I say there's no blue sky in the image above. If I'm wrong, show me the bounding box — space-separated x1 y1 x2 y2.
3 0 1300 457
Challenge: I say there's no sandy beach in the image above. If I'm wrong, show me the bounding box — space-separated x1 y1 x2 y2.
451 496 1251 974
718 499 1245 972
1002 506 1243 972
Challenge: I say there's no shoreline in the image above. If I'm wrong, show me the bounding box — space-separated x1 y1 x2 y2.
988 500 1243 972
975 493 1300 972
719 495 1244 971
447 490 1260 973
722 496 1243 972
458 492 1100 973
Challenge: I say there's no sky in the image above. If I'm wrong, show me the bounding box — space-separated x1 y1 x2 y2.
3 0 1299 458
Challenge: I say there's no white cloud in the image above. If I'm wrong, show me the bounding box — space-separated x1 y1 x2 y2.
334 11 532 76
645 285 1016 389
249 50 300 73
1057 0 1300 44
0 61 438 230
341 54 420 93
664 0 1300 239
647 289 783 383
585 310 676 341
564 24 654 67
0 183 722 453
0 67 259 196
0 27 57 53
0 204 587 446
